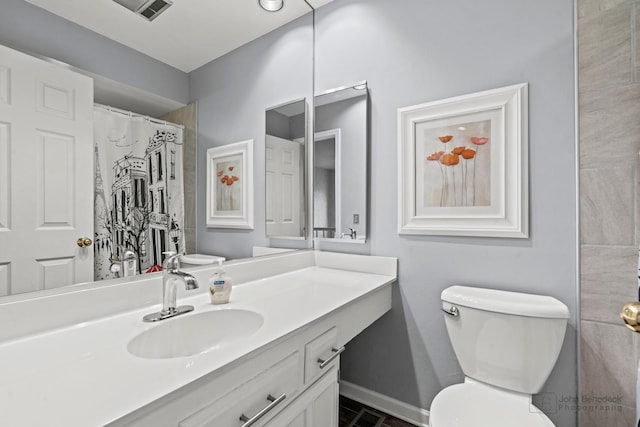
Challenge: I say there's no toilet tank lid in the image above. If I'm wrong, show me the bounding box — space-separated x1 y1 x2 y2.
441 286 570 319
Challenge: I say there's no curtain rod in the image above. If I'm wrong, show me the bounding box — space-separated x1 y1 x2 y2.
94 103 185 130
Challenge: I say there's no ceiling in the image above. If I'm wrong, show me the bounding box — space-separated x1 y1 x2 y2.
23 0 332 73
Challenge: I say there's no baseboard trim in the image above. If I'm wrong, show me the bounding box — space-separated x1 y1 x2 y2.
339 380 430 427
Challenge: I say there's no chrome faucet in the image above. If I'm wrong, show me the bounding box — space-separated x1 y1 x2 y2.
143 253 199 322
110 249 137 277
345 227 357 240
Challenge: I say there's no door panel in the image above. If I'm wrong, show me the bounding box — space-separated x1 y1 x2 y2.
0 44 94 296
266 135 302 237
38 131 75 226
36 257 75 290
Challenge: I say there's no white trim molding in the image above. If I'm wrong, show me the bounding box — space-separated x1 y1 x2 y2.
340 380 430 427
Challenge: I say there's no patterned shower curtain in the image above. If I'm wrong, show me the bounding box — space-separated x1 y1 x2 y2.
93 107 185 281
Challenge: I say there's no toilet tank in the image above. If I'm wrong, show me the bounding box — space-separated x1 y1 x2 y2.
441 285 569 394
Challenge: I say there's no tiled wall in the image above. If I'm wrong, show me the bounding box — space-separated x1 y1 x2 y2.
579 0 640 424
161 103 197 254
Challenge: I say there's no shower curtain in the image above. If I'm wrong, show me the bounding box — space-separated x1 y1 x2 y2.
93 107 185 281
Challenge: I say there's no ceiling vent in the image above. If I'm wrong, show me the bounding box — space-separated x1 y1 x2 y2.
112 0 173 21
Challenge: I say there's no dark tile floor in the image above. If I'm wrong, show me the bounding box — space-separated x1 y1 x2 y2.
339 396 419 427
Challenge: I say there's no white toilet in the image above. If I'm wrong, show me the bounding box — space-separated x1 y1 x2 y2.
429 285 570 427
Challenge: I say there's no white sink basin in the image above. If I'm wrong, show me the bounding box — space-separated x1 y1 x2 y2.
127 309 264 359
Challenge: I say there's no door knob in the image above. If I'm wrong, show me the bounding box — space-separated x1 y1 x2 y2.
621 302 640 332
76 237 93 248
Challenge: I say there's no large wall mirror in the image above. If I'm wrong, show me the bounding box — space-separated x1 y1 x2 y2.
265 99 307 239
313 82 368 242
0 0 314 299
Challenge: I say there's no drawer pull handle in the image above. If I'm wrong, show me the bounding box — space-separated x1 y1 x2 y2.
317 346 345 369
239 393 286 427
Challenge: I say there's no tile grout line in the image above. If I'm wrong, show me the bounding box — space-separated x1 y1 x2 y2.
633 1 638 83
635 1 640 255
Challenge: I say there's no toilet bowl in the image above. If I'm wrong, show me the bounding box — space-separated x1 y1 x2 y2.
430 381 555 427
429 286 569 427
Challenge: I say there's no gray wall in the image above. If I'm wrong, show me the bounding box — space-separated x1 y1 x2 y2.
313 166 335 229
266 109 306 141
190 13 313 259
0 0 188 105
266 110 294 140
314 0 577 426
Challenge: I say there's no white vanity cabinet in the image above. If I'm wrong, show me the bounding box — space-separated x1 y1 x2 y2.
0 251 397 427
110 325 343 427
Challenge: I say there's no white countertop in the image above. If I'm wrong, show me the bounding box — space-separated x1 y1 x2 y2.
0 255 396 427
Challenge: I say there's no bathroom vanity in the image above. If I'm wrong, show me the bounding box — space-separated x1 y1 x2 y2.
0 251 396 427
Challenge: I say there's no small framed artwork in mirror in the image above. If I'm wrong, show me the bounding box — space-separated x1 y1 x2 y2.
398 83 528 238
206 140 254 229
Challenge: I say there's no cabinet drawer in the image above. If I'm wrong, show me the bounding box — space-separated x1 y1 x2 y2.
304 327 343 383
179 352 300 427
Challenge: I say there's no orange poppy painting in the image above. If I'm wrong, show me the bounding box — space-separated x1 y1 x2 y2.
206 139 253 229
418 119 491 209
398 83 528 238
215 156 242 212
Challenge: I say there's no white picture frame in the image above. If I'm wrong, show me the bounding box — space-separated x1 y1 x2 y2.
206 140 254 229
398 83 528 238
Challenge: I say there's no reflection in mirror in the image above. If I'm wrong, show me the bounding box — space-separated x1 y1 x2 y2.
0 0 314 301
313 82 368 242
265 99 307 239
0 42 196 298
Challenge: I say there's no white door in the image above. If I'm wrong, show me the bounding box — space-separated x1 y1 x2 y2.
265 135 303 237
0 44 94 296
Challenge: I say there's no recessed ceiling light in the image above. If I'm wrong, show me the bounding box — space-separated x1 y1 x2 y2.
259 0 283 12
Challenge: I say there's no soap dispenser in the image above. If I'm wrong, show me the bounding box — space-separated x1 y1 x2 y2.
209 259 232 304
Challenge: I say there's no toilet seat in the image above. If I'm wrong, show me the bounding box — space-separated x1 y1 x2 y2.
429 381 555 427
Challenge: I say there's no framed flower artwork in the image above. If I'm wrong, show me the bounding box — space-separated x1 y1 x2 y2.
398 83 528 238
206 140 254 229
